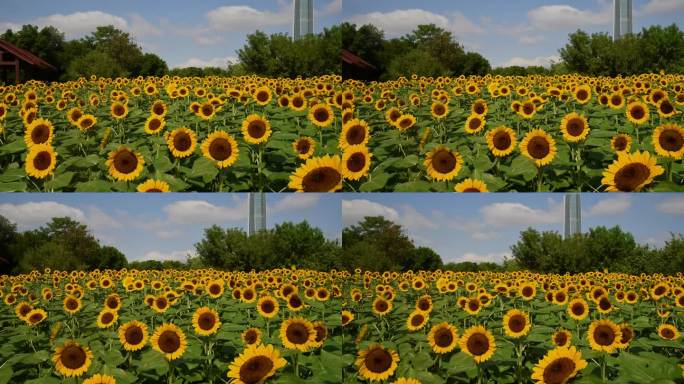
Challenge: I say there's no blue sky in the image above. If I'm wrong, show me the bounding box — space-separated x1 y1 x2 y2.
343 0 684 67
1 1 681 70
0 193 342 262
0 0 342 68
342 193 684 264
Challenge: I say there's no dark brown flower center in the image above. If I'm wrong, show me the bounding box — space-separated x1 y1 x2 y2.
508 315 526 332
113 150 138 174
286 323 310 344
33 151 52 171
209 138 232 161
314 324 327 342
244 330 258 344
198 312 216 330
572 303 585 315
31 124 50 144
434 328 454 347
577 89 589 101
374 300 389 313
474 103 485 115
528 136 550 159
260 300 275 314
469 118 482 131
554 332 568 346
630 106 645 120
346 125 366 145
158 330 181 353
301 167 342 192
148 118 162 132
248 120 267 139
493 131 512 150
314 108 329 123
201 104 214 117
613 136 628 151
566 118 585 136
432 150 457 174
614 163 651 191
66 299 78 310
101 312 114 324
659 129 683 152
365 348 392 373
239 355 274 384
542 357 576 384
60 345 87 369
660 328 675 339
593 325 616 346
125 326 144 345
466 333 490 356
256 91 269 103
346 153 366 173
410 314 425 326
620 327 633 344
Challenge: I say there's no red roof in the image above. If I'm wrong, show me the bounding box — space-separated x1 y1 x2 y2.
341 49 376 70
0 38 56 70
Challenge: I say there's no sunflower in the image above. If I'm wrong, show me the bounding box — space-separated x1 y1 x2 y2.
151 323 187 360
53 340 93 377
406 310 429 331
519 100 537 119
107 147 145 181
166 127 197 158
552 330 572 347
464 114 486 134
356 343 399 382
560 112 590 142
288 155 343 192
340 119 370 149
197 102 217 120
611 134 632 153
502 309 531 338
63 295 81 315
227 343 287 384
574 85 592 104
257 296 279 319
24 118 53 147
25 144 57 179
311 321 328 348
521 129 557 167
83 374 116 384
241 327 262 346
531 346 588 384
609 93 625 109
657 324 680 340
372 297 393 316
308 103 334 128
137 179 170 192
201 131 239 168
486 126 517 157
193 307 221 336
291 136 316 160
428 322 459 354
626 101 650 125
431 101 449 119
119 320 149 351
253 86 273 106
280 317 316 351
242 114 272 144
464 297 482 315
657 99 677 118
454 178 489 192
653 123 684 159
342 310 354 326
587 319 621 353
96 310 118 329
392 378 421 384
459 325 496 363
615 324 634 348
342 145 372 181
144 115 165 135
76 114 97 132
424 146 462 182
567 298 589 321
396 114 416 132
601 151 664 192
110 102 128 119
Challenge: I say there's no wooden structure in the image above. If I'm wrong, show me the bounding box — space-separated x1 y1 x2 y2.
341 49 379 81
0 38 56 84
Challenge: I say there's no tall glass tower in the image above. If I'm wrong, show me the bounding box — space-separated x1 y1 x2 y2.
613 0 633 41
564 193 582 239
293 0 314 40
248 192 266 236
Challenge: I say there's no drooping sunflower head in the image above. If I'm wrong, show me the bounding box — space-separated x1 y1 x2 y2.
201 131 239 169
355 343 399 382
24 118 53 147
242 114 272 145
292 136 316 159
611 134 632 153
308 103 334 128
241 327 262 346
106 146 145 182
502 309 531 338
657 324 680 341
464 114 486 134
193 307 221 336
428 322 459 354
560 112 590 142
280 317 316 351
385 107 402 126
531 346 588 384
424 146 463 182
227 343 287 384
25 144 57 179
653 123 684 159
342 145 372 181
587 319 621 353
520 129 557 167
151 323 187 360
339 118 369 149
459 325 496 364
486 126 517 157
288 155 343 192
53 340 93 377
601 151 664 192
626 101 650 125
454 178 489 192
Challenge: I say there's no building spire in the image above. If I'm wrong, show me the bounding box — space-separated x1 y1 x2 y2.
293 0 314 40
614 0 633 41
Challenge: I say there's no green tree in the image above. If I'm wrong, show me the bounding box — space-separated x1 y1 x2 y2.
66 50 127 79
139 53 169 77
195 226 250 270
0 216 19 273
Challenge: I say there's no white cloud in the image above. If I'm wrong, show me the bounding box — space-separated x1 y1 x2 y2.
0 202 85 230
500 55 560 68
527 5 611 31
321 0 342 16
519 35 545 45
271 194 320 213
128 13 162 38
640 0 684 14
163 199 248 225
457 251 511 264
399 205 437 231
347 9 483 38
342 199 399 226
481 200 563 227
657 197 684 215
585 195 631 217
33 11 128 39
140 250 196 262
206 5 291 31
176 56 237 68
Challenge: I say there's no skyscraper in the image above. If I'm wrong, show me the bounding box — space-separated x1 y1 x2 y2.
248 192 266 236
564 193 582 239
614 0 633 41
293 0 314 40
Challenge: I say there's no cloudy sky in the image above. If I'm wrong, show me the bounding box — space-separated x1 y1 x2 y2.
0 193 342 263
1 1 681 70
343 0 684 67
342 193 684 264
0 0 342 68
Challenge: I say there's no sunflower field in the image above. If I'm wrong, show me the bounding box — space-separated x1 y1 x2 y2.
0 268 343 384
1 73 683 192
341 270 684 384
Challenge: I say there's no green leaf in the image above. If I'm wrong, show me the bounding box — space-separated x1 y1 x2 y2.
75 180 113 192
0 366 13 384
394 181 433 192
190 157 219 183
412 351 434 370
44 172 75 190
509 155 538 181
0 139 26 154
359 173 392 191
